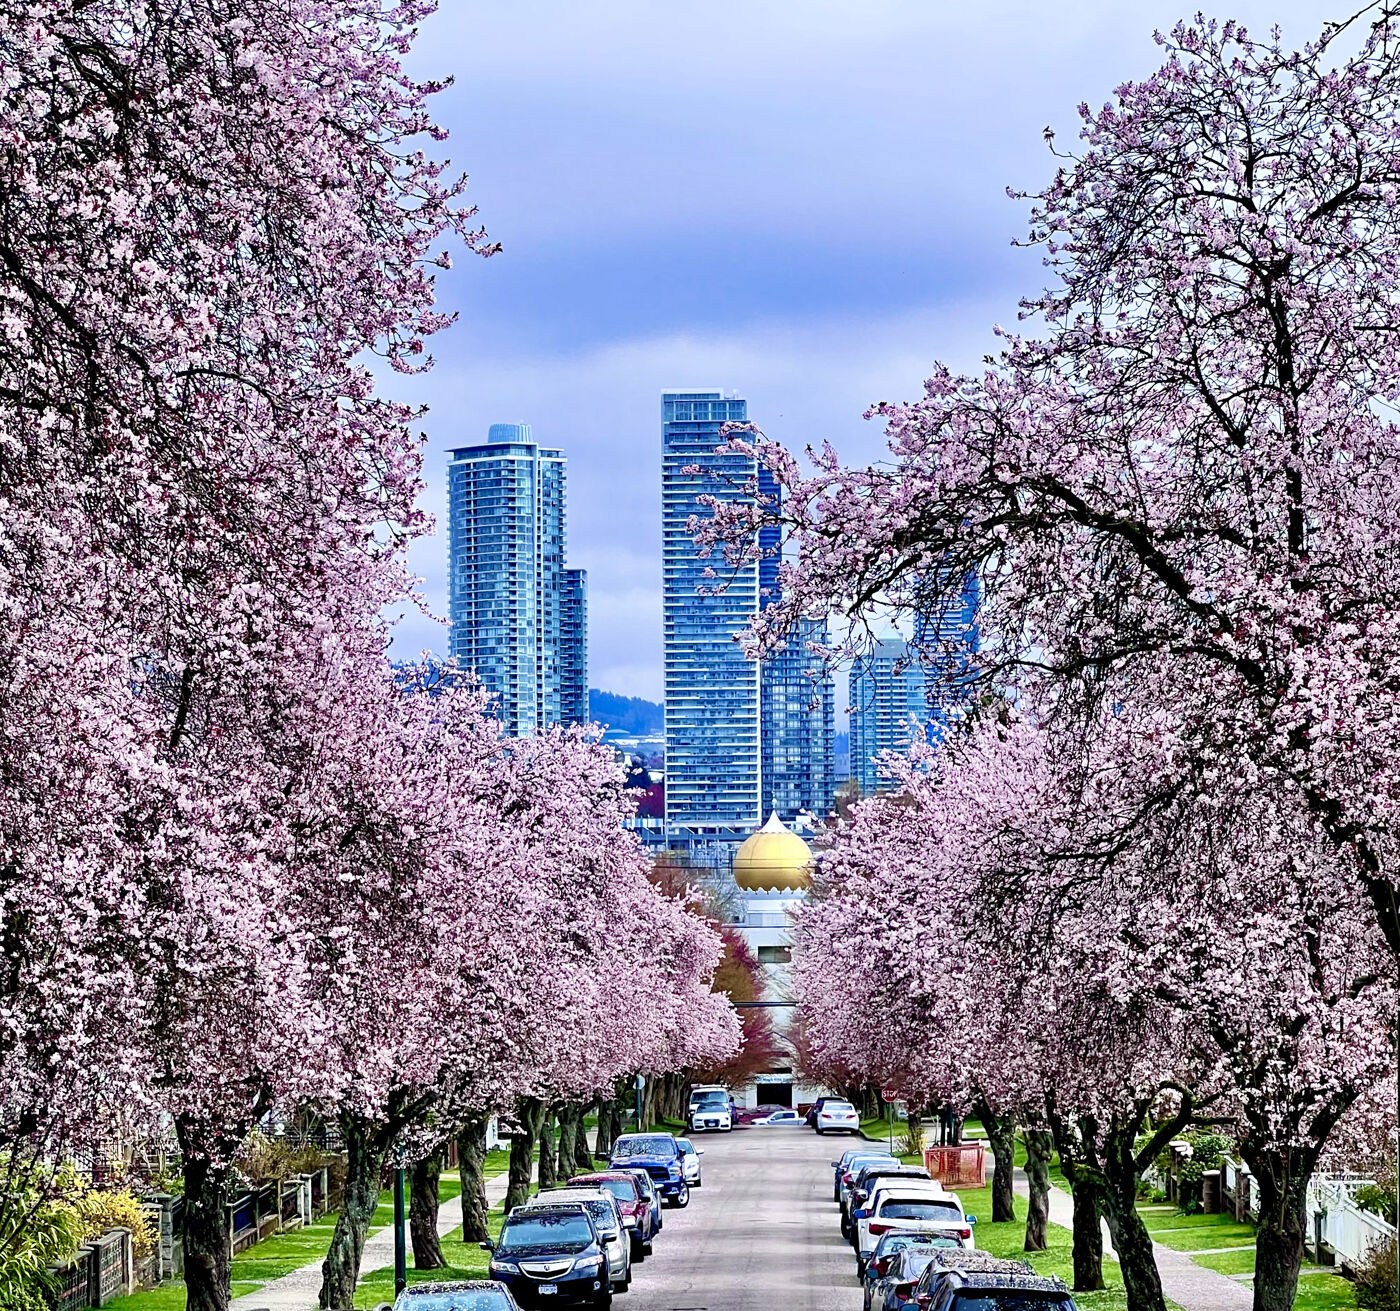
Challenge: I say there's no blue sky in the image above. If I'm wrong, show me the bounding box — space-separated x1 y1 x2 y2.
388 0 1335 701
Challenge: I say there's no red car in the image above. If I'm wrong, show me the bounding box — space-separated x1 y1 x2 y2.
568 1172 657 1261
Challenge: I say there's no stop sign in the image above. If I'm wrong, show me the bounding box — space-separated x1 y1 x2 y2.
882 1086 900 1102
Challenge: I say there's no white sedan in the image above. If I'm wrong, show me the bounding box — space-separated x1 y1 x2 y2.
816 1100 861 1134
675 1137 704 1186
754 1109 805 1126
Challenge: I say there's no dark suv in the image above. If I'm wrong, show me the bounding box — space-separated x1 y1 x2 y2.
608 1132 689 1206
482 1205 615 1310
912 1255 1074 1311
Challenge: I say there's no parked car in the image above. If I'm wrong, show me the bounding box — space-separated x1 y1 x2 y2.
516 1189 631 1293
609 1133 690 1207
754 1109 805 1126
862 1235 963 1311
482 1205 615 1310
815 1099 861 1135
674 1137 703 1186
843 1163 929 1236
392 1281 522 1311
872 1245 963 1311
835 1153 900 1211
567 1172 657 1262
734 1103 787 1125
687 1086 733 1133
910 1254 1055 1311
855 1187 974 1275
804 1095 847 1127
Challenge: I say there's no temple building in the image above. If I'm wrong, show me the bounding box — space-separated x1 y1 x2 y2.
729 812 824 1110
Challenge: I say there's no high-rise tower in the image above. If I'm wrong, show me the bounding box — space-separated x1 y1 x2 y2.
447 424 587 735
662 390 762 828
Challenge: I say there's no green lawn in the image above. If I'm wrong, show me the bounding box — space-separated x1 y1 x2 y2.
108 1157 503 1311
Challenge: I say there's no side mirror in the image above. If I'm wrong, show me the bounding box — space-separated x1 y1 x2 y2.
966 1215 978 1225
696 1149 705 1156
830 1161 841 1168
853 1207 869 1220
601 1233 617 1244
478 1240 495 1251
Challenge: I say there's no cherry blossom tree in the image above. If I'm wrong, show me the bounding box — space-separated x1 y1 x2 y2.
695 7 1400 968
794 709 1395 1311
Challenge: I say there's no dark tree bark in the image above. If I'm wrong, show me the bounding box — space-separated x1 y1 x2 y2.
409 1151 445 1269
505 1096 543 1212
575 1106 592 1168
1099 1128 1167 1311
457 1118 490 1244
319 1114 388 1310
1023 1129 1053 1252
975 1098 1017 1223
1047 1109 1105 1292
556 1104 580 1180
594 1099 617 1160
1244 1145 1313 1311
538 1109 558 1190
1070 1177 1106 1292
177 1123 234 1311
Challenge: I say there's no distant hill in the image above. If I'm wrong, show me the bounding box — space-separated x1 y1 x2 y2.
589 690 664 735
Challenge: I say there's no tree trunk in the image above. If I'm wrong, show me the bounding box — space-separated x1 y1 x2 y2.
594 1100 617 1160
505 1097 543 1212
556 1104 580 1180
976 1100 1017 1223
539 1110 558 1190
1023 1129 1053 1252
178 1128 233 1311
320 1115 385 1311
1100 1136 1166 1311
410 1151 445 1269
457 1118 490 1244
1070 1177 1106 1291
1247 1148 1310 1311
575 1106 592 1168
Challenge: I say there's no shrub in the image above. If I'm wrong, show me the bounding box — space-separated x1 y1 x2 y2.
1357 1179 1397 1225
65 1189 157 1263
0 1201 81 1311
1356 1237 1396 1311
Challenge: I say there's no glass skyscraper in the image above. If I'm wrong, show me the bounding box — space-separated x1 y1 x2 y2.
847 639 930 796
847 580 979 794
662 390 762 828
447 424 587 736
662 392 835 829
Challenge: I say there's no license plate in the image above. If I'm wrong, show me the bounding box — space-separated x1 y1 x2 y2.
539 1286 558 1296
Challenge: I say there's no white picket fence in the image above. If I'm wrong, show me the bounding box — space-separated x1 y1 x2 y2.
1306 1175 1396 1271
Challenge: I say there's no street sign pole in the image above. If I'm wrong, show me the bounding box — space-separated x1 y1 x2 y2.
393 1166 407 1296
882 1086 899 1155
634 1072 645 1131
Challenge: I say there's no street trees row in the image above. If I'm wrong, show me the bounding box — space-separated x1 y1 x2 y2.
0 5 738 1311
690 12 1400 1311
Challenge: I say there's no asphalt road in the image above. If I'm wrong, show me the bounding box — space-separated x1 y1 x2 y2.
626 1127 861 1311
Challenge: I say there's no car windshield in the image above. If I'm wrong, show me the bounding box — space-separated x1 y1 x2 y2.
580 1200 615 1229
593 1179 639 1203
611 1136 675 1159
498 1213 593 1252
879 1201 963 1221
692 1091 727 1106
952 1296 1075 1311
825 1102 855 1112
676 1140 694 1153
397 1293 511 1311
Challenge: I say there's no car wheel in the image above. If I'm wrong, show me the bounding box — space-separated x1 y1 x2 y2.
629 1236 645 1262
595 1293 612 1311
856 1258 866 1279
643 1239 653 1256
695 1174 702 1188
840 1217 850 1239
674 1184 690 1208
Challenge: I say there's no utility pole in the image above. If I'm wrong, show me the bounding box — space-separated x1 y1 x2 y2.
394 1166 407 1297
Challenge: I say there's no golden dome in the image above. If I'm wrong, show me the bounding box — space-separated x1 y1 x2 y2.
733 812 813 893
